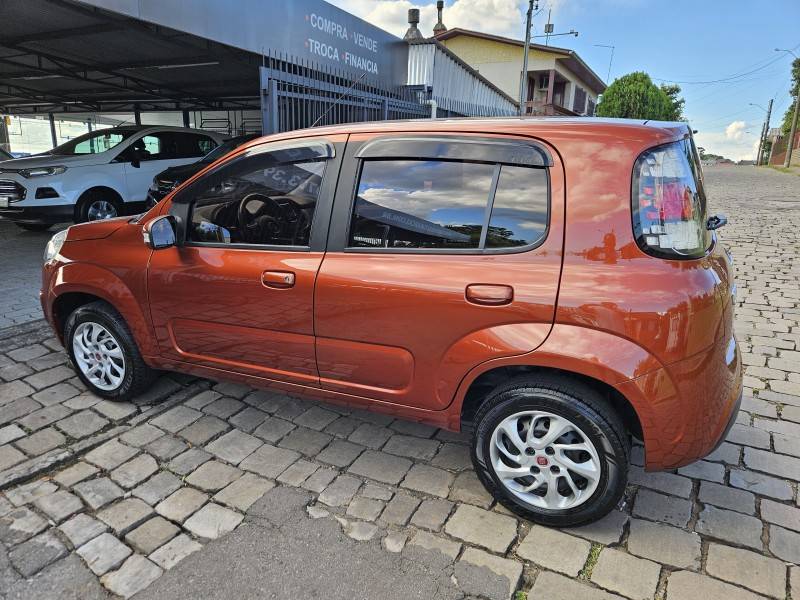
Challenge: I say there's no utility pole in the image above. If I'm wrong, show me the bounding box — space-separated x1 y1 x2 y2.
760 99 773 165
519 0 537 115
776 48 799 168
752 100 773 165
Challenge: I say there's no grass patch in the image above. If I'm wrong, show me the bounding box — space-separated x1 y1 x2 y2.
767 165 800 176
513 592 528 600
579 543 603 580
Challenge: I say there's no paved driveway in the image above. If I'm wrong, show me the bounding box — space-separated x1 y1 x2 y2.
0 166 799 600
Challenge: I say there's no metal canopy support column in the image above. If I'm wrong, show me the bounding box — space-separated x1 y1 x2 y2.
260 67 279 135
182 110 190 127
134 105 141 125
48 113 57 148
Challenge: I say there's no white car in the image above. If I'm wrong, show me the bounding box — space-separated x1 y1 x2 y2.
0 125 225 231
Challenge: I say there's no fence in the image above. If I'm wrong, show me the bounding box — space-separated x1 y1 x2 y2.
259 52 517 134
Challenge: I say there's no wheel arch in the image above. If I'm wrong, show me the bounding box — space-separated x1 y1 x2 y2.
75 186 125 221
459 365 643 441
452 324 665 442
48 263 157 358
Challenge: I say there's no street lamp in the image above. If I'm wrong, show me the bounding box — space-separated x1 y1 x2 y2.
776 48 799 168
594 44 615 84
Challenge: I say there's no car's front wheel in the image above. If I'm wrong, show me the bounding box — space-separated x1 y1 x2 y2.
76 190 121 223
472 374 629 527
65 301 156 401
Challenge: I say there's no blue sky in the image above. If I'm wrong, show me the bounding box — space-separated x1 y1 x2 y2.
329 0 799 160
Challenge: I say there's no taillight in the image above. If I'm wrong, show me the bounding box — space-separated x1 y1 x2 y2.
632 140 711 259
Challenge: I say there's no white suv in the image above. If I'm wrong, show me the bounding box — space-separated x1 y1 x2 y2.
0 125 224 231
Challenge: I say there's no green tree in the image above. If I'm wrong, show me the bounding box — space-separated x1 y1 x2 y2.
780 58 800 135
596 72 682 120
659 83 685 120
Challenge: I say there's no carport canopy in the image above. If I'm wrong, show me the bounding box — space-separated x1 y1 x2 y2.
0 0 264 115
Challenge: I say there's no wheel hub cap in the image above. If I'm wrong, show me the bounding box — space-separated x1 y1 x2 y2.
72 322 125 391
489 410 601 511
87 200 117 221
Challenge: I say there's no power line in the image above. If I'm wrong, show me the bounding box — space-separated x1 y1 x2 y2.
652 43 799 85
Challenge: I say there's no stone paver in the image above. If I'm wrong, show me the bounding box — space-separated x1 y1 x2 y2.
97 498 154 534
401 464 454 498
695 505 763 550
529 572 625 600
705 543 786 598
516 525 591 577
155 487 209 524
205 429 262 465
445 504 518 554
0 506 48 545
213 472 274 511
33 489 83 523
59 513 108 548
185 460 242 492
101 554 163 598
77 532 132 575
455 547 523 600
591 548 661 600
73 477 124 510
239 443 299 479
111 454 159 489
183 503 243 539
149 533 202 570
667 570 767 600
627 519 701 569
133 471 183 505
125 516 180 555
348 450 412 484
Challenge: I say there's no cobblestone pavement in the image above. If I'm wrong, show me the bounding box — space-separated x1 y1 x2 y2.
0 166 799 599
0 220 67 328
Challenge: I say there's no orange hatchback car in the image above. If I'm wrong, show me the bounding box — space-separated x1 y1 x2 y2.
41 118 741 526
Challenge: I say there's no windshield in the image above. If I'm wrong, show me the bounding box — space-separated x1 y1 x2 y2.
199 135 257 165
50 129 139 156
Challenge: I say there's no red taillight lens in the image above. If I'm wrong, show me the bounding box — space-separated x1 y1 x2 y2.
632 140 710 259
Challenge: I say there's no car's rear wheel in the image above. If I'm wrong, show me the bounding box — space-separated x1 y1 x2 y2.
76 190 121 223
472 374 629 527
65 301 156 401
14 222 52 232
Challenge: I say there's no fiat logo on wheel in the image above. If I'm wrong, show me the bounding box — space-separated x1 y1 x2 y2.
536 456 548 466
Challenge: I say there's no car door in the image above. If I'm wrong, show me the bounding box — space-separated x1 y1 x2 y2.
314 133 565 410
147 135 343 386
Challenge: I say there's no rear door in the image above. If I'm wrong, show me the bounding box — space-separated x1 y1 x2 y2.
314 133 566 410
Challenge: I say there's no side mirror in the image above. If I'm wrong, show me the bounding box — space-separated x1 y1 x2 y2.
143 215 177 249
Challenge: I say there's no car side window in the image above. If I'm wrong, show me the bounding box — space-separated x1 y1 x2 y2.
173 133 217 159
348 158 549 251
129 134 174 161
187 151 326 247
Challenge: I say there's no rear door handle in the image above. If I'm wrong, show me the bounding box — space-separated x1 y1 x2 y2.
262 270 295 289
465 284 513 306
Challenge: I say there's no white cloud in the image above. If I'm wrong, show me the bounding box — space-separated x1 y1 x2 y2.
695 125 760 162
327 0 549 39
724 120 747 142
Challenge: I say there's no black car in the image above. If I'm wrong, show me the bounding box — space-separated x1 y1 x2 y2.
146 133 260 207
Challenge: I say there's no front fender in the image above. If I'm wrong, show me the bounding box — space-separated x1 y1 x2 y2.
48 261 158 357
446 324 665 430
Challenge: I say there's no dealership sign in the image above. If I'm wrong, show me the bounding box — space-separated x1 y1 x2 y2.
81 0 408 82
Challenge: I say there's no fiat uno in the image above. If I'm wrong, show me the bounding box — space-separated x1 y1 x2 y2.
40 118 741 526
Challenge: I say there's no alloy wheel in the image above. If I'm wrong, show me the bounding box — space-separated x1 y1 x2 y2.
72 321 126 391
489 410 601 510
86 199 118 221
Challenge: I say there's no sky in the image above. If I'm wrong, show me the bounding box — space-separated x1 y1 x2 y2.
328 0 800 161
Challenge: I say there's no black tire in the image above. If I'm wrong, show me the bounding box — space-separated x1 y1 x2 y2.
75 189 122 223
14 222 51 232
64 301 157 401
472 374 630 527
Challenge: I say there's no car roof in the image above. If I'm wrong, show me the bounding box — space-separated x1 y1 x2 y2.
261 116 690 146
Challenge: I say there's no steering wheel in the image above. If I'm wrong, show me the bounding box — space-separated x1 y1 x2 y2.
236 192 306 244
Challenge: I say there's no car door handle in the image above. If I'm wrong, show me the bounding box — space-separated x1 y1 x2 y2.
465 284 513 306
261 271 295 289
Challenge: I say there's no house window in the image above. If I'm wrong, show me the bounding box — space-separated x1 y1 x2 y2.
573 87 587 114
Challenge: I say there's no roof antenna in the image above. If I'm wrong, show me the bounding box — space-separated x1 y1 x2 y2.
311 71 369 128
